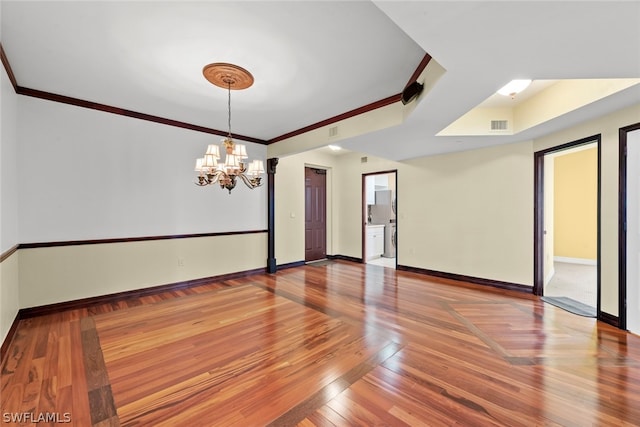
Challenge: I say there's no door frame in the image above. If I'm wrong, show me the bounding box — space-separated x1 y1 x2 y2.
361 169 398 266
533 135 601 315
617 122 640 331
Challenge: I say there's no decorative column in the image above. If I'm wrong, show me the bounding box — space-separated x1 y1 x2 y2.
267 158 279 273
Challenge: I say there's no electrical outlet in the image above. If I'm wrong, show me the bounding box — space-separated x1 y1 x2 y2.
177 257 185 267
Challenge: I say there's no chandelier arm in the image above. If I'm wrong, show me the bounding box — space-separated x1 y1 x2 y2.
215 171 225 183
239 172 263 189
238 172 255 189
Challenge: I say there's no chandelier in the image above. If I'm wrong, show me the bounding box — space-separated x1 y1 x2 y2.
195 63 264 193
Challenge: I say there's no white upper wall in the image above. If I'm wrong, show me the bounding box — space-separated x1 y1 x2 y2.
1 0 22 344
1 45 19 253
17 96 268 243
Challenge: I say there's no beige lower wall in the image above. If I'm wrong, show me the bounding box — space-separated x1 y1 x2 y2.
401 141 534 285
18 233 267 309
0 251 20 344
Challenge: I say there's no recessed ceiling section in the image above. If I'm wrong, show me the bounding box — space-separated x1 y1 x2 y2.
268 56 446 159
438 78 640 137
0 1 427 141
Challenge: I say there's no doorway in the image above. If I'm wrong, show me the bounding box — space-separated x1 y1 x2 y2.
619 123 640 333
362 170 397 268
305 167 327 262
534 136 600 316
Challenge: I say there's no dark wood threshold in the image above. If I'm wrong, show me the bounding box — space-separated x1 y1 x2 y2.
397 264 532 294
328 254 363 264
599 311 620 328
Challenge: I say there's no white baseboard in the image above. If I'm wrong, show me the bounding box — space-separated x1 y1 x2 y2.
554 256 597 266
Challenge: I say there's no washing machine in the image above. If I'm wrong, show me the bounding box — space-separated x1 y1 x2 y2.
383 223 396 258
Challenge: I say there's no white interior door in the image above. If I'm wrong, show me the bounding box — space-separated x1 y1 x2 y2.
627 129 640 334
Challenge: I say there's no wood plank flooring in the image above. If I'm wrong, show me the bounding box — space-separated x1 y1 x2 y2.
2 260 640 426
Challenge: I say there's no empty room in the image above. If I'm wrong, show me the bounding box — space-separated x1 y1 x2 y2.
1 1 640 425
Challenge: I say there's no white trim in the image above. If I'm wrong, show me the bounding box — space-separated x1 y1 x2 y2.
554 256 597 266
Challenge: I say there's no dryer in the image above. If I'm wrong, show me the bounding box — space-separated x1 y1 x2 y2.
383 223 396 258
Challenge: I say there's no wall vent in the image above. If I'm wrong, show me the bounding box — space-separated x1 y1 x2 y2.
328 126 339 138
491 120 509 130
361 156 368 163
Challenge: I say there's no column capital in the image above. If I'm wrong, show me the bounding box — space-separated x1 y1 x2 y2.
267 158 279 175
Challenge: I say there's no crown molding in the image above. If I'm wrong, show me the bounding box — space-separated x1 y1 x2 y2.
1 42 430 148
268 53 432 144
405 53 432 89
16 86 268 144
0 43 18 91
267 93 402 144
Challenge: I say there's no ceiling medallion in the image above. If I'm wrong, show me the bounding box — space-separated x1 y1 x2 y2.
194 63 264 194
202 63 254 90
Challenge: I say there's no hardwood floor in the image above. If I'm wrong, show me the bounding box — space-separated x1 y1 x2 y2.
2 260 640 426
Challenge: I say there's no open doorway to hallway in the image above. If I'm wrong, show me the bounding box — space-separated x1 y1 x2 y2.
363 171 397 269
535 136 600 315
544 142 598 307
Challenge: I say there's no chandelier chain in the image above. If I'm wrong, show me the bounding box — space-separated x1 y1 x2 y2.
227 81 232 137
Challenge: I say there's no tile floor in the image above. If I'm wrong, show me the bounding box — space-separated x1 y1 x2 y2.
367 257 396 268
544 261 597 308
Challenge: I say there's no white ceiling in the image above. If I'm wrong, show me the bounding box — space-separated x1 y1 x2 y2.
1 1 639 161
477 80 558 109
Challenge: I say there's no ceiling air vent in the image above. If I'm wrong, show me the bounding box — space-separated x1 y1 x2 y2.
328 126 339 138
361 156 368 163
491 120 509 131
